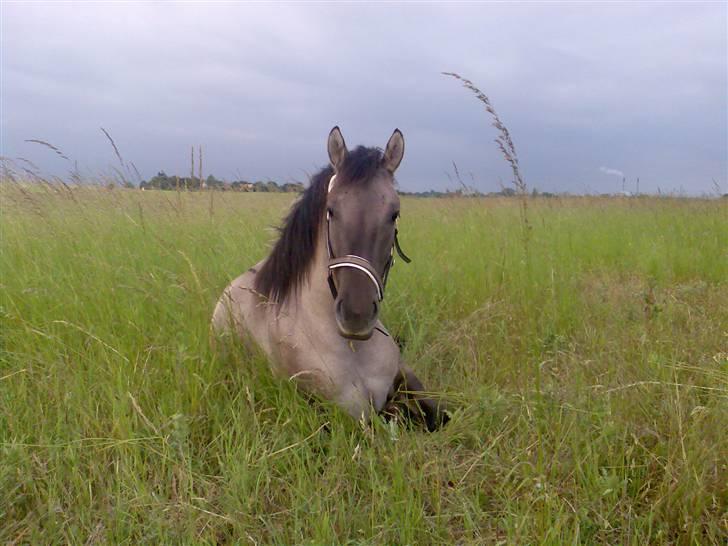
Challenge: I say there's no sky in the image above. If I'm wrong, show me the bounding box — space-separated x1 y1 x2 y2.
2 2 726 194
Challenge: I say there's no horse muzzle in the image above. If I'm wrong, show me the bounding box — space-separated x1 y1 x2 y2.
334 295 379 340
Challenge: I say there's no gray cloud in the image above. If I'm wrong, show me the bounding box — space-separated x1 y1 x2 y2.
2 2 726 194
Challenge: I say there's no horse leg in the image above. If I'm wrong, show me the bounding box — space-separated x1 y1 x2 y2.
384 364 449 431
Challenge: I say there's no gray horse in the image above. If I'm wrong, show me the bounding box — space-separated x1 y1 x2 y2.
211 127 447 430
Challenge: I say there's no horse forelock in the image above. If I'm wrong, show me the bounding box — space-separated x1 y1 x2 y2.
338 146 384 184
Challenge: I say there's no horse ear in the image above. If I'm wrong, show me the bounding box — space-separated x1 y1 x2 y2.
327 126 347 171
383 129 405 173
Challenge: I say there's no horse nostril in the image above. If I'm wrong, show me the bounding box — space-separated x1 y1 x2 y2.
372 301 379 318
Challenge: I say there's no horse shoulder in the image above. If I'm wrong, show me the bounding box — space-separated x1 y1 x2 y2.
210 262 270 350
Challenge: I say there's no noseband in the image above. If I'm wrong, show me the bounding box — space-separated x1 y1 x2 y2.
325 175 411 302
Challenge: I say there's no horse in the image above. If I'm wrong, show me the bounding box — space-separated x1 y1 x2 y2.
211 127 448 431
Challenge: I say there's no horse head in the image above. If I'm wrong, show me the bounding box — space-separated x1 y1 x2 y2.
324 126 407 340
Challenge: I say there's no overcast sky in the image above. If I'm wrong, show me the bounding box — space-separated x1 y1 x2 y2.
2 2 726 194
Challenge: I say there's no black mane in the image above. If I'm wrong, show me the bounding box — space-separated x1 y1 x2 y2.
254 146 384 304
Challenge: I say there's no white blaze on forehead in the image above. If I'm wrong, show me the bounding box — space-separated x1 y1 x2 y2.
328 174 337 193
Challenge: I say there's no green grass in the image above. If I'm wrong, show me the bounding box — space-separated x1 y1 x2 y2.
1 185 726 544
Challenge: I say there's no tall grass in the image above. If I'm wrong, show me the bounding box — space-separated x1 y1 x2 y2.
1 185 726 543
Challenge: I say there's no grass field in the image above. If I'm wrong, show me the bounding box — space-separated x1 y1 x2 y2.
1 185 726 544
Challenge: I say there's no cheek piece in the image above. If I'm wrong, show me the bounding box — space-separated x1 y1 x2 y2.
325 174 411 303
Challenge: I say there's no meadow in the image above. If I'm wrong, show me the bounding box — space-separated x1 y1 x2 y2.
1 184 726 544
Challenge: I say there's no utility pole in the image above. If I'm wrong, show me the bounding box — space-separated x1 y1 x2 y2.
190 146 195 191
199 145 204 190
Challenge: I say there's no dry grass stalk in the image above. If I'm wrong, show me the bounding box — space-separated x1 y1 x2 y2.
452 160 469 193
442 72 526 195
711 178 722 196
24 139 70 161
100 127 124 168
16 157 40 171
129 161 143 185
442 71 531 246
100 127 133 187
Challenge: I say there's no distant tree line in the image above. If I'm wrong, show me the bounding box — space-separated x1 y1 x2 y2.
139 172 675 198
139 171 304 193
399 187 557 198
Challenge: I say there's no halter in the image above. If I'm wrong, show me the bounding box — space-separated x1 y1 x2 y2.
325 175 411 302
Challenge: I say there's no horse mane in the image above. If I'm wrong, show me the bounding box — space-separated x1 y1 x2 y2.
254 146 384 304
